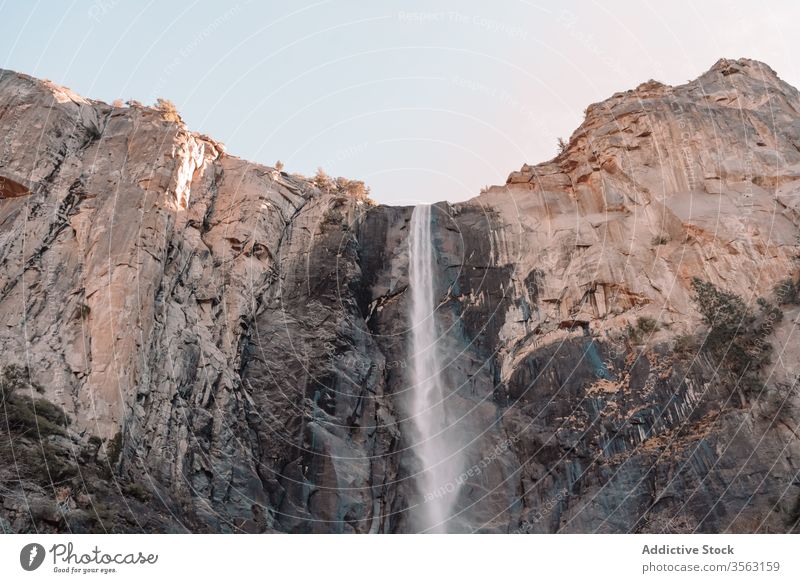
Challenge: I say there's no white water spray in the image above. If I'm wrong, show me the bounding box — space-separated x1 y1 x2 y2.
407 204 463 533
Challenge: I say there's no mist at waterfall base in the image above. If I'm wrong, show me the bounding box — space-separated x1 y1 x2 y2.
406 204 467 534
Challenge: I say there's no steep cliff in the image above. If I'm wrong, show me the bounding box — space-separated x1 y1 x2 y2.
1 58 799 533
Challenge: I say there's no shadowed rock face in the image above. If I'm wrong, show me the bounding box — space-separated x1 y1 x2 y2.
1 59 800 533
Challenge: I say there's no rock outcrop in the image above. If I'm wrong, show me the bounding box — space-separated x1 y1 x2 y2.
1 58 799 533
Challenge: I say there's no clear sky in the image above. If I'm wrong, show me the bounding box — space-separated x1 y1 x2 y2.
2 0 799 205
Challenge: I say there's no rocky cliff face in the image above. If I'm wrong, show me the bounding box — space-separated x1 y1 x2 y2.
1 58 799 533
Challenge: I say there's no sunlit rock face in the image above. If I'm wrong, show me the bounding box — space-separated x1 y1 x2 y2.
1 58 799 533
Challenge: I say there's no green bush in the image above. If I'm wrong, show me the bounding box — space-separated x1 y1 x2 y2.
31 397 71 427
690 278 779 390
0 365 69 438
673 333 699 356
124 482 150 502
3 398 67 437
0 364 42 404
29 442 78 482
636 316 660 334
106 431 123 466
774 277 800 305
626 316 660 344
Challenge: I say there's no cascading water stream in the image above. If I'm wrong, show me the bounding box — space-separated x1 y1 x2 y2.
407 204 463 533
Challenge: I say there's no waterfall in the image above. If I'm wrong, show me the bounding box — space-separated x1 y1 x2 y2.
407 204 463 533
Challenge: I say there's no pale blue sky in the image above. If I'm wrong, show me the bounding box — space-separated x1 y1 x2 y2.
2 0 799 204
